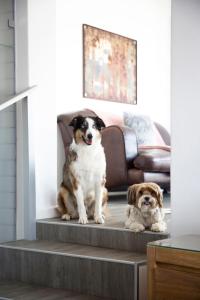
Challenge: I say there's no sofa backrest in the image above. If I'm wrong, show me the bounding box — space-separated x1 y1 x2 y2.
57 109 170 189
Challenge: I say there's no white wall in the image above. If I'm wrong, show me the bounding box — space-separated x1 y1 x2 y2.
171 0 200 236
27 0 57 219
15 0 57 222
56 0 171 130
15 0 171 221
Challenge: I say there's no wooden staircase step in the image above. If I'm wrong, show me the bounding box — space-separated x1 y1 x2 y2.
37 218 169 252
0 239 146 263
0 240 146 300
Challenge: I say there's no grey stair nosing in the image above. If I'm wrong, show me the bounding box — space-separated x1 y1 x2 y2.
0 244 146 265
37 219 129 231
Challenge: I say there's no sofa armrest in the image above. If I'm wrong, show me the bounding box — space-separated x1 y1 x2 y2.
154 122 171 146
101 125 138 189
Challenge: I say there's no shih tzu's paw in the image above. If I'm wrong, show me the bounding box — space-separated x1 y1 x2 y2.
129 223 145 232
151 222 166 232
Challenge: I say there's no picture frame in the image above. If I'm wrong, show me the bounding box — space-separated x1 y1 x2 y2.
83 24 137 104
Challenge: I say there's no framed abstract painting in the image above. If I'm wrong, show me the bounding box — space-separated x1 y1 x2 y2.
83 24 137 104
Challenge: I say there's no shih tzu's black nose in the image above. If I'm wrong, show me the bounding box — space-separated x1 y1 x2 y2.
144 196 150 201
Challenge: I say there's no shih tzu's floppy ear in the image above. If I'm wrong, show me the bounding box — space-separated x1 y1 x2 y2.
69 115 84 128
94 117 106 130
150 183 163 208
156 186 163 208
127 184 139 205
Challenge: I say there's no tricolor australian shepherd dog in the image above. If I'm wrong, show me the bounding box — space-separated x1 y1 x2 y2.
57 115 108 224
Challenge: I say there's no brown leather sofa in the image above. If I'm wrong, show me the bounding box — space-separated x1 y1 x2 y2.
58 109 170 191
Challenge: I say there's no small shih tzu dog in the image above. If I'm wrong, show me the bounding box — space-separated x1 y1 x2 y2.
57 115 108 225
125 182 166 232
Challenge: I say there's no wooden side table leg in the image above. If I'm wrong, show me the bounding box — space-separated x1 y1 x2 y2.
147 246 156 300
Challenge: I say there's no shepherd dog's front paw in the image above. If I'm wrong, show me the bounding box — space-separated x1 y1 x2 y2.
94 214 105 224
61 213 70 221
78 214 88 224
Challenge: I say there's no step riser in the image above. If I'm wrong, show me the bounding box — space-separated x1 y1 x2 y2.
0 247 136 300
37 222 169 253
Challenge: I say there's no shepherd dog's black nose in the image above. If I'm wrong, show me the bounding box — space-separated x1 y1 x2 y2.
87 133 93 140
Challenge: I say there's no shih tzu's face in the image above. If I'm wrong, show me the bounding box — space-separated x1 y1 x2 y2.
127 182 163 212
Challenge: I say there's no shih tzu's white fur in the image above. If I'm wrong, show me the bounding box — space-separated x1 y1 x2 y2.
125 182 166 232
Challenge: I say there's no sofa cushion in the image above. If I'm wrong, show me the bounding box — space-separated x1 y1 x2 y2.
133 149 170 172
123 112 165 146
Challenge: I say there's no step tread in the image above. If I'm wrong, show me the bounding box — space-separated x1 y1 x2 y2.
0 280 109 300
0 240 146 264
37 200 170 235
37 201 127 230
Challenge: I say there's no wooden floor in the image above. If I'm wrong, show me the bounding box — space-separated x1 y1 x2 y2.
0 280 109 300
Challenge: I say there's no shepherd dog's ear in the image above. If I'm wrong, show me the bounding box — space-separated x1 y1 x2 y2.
94 117 106 130
127 184 139 205
69 115 84 128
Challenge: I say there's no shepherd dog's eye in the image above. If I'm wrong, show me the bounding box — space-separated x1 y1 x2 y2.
81 124 85 129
